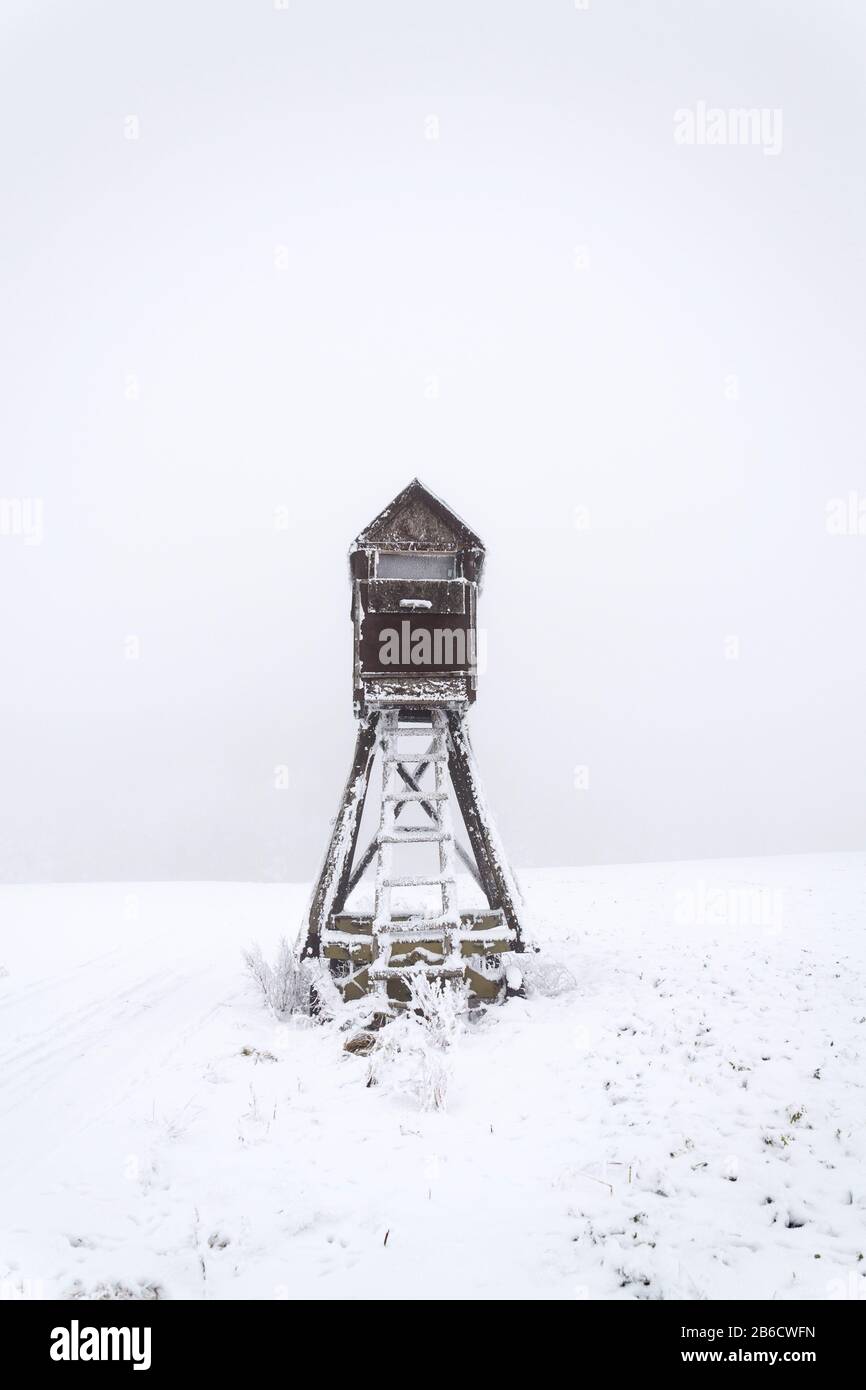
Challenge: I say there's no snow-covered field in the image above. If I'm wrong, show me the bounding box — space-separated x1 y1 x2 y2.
1 854 865 1302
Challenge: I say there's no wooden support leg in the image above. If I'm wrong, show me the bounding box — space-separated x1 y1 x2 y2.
344 836 377 899
300 714 379 960
445 710 525 951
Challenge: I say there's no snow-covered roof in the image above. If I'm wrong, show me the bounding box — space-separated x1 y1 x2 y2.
351 479 485 554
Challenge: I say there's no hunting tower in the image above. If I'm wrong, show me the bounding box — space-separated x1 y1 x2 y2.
301 480 526 1007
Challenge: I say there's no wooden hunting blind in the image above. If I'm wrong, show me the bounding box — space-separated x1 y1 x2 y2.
302 479 526 1008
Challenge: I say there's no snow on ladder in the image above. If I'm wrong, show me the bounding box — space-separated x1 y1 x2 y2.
371 709 460 993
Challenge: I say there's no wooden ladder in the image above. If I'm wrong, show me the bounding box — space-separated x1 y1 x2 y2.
370 709 463 994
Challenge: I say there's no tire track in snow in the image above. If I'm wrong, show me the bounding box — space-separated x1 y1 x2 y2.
0 964 244 1187
0 970 194 1118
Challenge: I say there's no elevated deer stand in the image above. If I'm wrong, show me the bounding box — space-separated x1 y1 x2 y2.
300 479 526 1009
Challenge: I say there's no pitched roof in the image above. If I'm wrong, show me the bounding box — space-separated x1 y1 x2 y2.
352 479 484 552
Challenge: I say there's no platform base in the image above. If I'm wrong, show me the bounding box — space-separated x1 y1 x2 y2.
321 909 515 1007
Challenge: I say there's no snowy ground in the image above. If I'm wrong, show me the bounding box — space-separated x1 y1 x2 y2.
1 854 865 1302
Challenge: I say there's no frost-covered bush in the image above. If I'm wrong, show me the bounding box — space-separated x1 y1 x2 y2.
243 937 310 1017
367 973 469 1112
406 971 467 1050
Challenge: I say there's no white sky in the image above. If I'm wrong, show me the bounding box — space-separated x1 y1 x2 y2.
1 0 865 881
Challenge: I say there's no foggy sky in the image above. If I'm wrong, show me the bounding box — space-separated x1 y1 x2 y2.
2 0 865 882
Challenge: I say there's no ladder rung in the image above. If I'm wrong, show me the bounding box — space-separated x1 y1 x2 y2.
381 875 456 888
376 917 459 933
386 726 437 736
371 964 464 980
384 753 445 764
381 930 448 944
383 790 447 802
378 921 462 941
379 830 452 844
